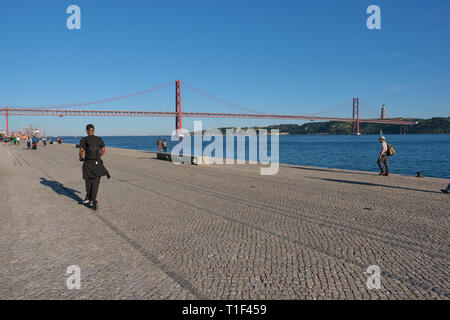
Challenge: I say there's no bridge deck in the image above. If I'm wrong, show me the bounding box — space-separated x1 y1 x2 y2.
0 143 448 299
0 108 414 125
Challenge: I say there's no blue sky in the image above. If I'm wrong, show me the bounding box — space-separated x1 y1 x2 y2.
1 0 449 136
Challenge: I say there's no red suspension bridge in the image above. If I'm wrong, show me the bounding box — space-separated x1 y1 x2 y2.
0 80 413 136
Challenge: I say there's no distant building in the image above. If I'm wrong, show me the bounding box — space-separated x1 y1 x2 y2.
381 105 386 119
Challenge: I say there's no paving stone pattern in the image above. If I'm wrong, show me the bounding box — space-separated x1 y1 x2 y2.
0 143 448 299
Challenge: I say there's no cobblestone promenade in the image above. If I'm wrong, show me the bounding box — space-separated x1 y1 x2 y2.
0 143 448 299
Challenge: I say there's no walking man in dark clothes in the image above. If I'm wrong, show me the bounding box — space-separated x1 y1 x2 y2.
79 124 110 210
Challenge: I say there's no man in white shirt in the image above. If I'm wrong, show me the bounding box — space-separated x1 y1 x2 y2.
377 136 389 176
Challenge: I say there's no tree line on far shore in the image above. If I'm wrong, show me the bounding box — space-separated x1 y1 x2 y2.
215 117 450 135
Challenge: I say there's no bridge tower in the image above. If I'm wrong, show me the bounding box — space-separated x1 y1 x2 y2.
5 106 9 136
175 80 182 135
400 124 407 134
352 98 360 135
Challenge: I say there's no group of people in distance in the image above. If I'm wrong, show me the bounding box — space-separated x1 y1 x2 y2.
0 134 64 149
156 137 168 152
1 134 44 149
26 135 40 150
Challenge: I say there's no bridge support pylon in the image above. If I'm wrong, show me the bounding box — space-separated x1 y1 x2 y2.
400 124 407 134
352 98 360 135
5 106 9 136
175 80 182 136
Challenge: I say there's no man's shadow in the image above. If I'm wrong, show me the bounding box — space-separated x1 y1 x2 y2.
40 178 83 203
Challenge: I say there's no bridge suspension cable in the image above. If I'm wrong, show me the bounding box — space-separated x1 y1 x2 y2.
359 99 382 116
182 81 267 115
7 82 173 109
